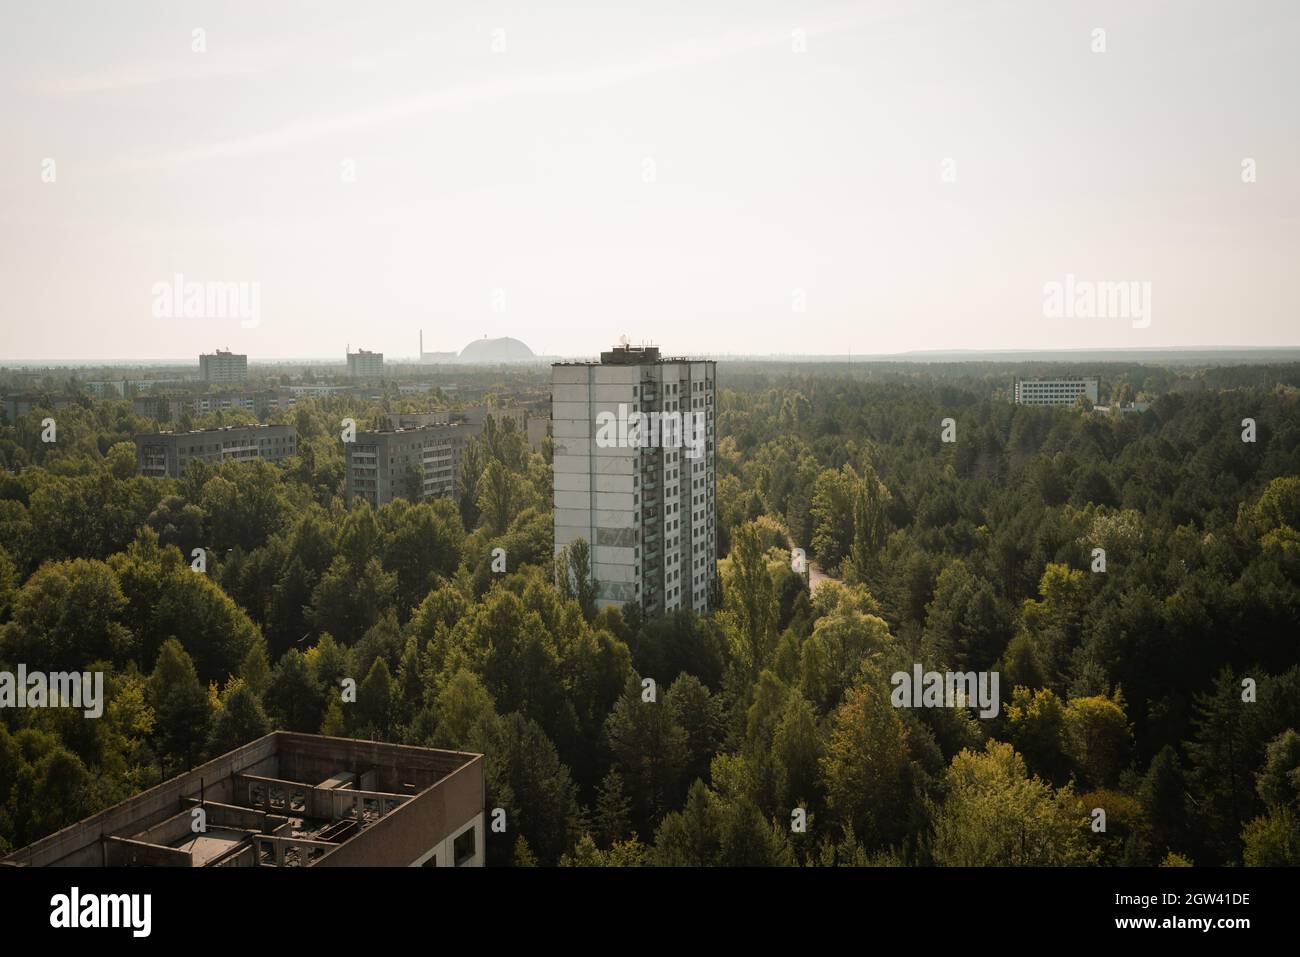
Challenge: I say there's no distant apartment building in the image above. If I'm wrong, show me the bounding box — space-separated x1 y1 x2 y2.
1013 376 1100 406
130 394 171 420
0 393 74 424
133 390 295 421
458 404 548 451
386 410 451 429
1 733 484 867
347 349 384 379
288 384 351 399
439 384 493 404
85 379 176 398
460 406 523 430
135 423 297 477
200 350 249 384
181 390 291 417
345 422 476 507
84 380 126 398
552 344 717 616
526 415 549 452
1094 401 1151 415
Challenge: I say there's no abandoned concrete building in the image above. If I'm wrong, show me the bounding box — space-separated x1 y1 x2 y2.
0 732 485 867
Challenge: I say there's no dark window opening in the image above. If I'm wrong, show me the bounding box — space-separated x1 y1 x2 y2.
454 827 476 866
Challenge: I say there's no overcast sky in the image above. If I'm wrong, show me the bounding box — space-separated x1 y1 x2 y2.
1 0 1297 362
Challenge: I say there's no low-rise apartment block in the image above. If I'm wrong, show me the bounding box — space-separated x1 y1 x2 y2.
345 422 476 507
0 393 74 424
135 424 297 478
133 390 295 421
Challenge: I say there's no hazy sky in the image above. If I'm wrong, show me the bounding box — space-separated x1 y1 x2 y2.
2 0 1297 361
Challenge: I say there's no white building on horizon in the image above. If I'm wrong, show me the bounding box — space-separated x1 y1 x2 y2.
1014 376 1100 406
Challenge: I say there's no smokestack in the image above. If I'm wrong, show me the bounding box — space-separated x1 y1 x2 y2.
419 329 423 359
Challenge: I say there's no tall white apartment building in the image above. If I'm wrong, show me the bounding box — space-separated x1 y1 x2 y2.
552 345 717 616
199 350 248 383
1014 376 1100 406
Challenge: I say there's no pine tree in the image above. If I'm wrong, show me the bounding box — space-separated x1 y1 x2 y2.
512 834 539 867
239 636 272 699
595 769 632 848
1186 668 1259 863
149 638 211 773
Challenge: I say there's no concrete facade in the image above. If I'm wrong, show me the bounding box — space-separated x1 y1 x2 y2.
135 423 298 477
552 345 717 616
133 390 296 421
0 393 74 423
345 422 477 507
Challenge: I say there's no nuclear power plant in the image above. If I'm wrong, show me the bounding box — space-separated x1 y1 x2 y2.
418 330 539 364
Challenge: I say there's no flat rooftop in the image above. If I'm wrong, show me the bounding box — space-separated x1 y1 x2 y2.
1015 375 1099 381
138 423 294 437
553 355 715 367
1 732 483 868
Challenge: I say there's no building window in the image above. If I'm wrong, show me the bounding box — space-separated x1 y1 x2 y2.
454 827 476 866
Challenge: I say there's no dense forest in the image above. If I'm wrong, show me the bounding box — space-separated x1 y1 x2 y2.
1 361 1298 866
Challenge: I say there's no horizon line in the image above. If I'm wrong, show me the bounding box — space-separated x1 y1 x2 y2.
5 344 1300 369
